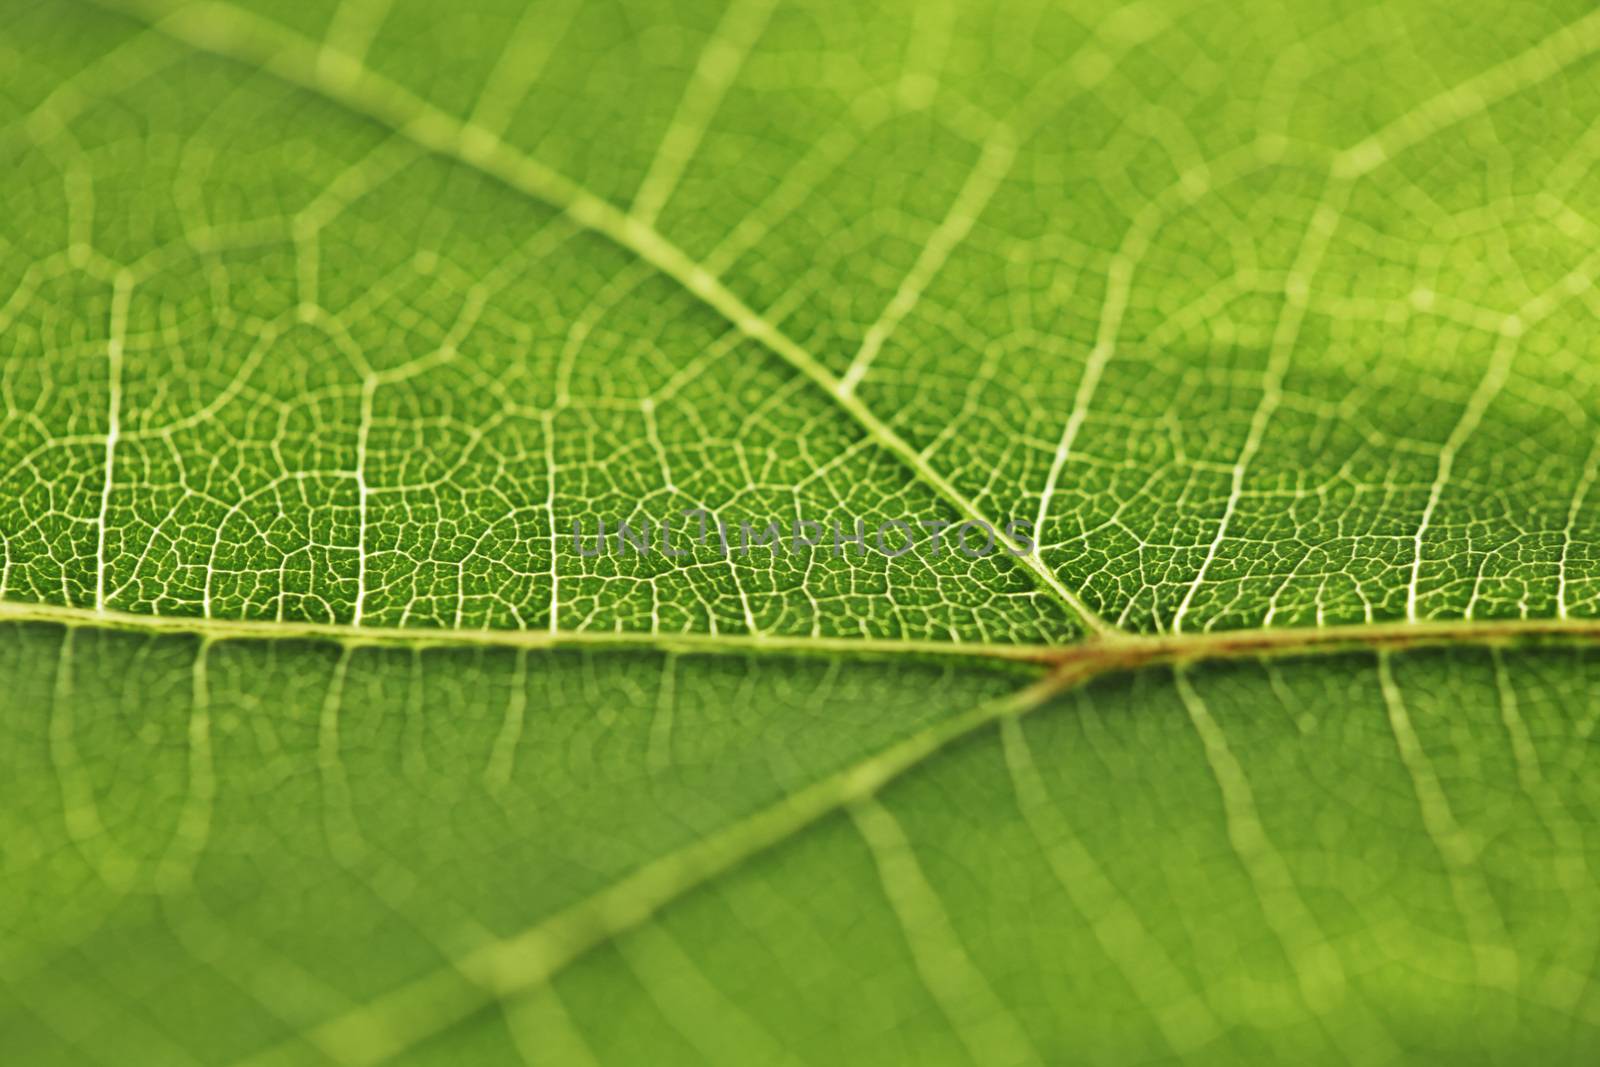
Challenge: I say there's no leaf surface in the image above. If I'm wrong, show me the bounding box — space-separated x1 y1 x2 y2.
5 0 1600 1062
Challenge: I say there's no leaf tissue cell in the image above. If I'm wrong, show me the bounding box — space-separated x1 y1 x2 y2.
4 0 1600 1063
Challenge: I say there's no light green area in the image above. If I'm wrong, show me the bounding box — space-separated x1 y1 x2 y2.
5 0 1600 1062
4 0 1600 633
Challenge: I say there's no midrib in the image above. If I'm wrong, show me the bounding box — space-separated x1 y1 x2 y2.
8 597 1600 675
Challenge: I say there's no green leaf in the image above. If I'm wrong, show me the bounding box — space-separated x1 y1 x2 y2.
4 0 1600 1062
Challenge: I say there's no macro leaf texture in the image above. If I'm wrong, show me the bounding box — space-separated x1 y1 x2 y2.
4 0 1600 1063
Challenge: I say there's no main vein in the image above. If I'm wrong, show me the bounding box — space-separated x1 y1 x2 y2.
11 597 1600 671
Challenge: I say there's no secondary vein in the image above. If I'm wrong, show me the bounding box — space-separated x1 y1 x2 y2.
80 0 1115 638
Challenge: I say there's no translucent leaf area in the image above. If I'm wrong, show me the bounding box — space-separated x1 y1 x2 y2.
6 0 1600 1062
